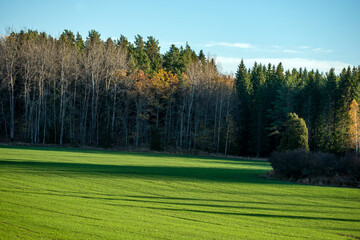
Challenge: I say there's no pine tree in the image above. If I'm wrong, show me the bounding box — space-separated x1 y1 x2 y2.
133 35 151 73
145 36 162 73
198 50 206 65
75 32 84 51
163 44 184 76
180 43 197 69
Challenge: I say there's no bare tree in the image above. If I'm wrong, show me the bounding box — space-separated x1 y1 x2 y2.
1 34 17 140
83 33 105 145
58 33 78 144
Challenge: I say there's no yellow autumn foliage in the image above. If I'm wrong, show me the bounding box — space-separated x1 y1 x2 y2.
349 99 360 152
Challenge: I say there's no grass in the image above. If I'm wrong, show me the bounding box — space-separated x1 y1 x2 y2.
0 145 359 239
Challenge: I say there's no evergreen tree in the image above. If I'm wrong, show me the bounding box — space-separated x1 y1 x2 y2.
198 50 205 65
319 68 337 151
279 113 309 151
133 35 151 73
86 30 101 45
268 75 296 140
249 64 266 157
235 59 252 154
163 44 184 76
75 32 84 51
181 43 197 69
145 36 162 73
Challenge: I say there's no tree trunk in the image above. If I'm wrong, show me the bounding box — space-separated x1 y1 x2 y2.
111 83 117 134
186 88 194 149
217 89 224 153
10 76 14 140
1 102 8 141
179 97 186 149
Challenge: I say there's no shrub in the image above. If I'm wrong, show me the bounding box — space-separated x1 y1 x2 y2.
279 113 309 152
269 150 360 187
269 150 338 179
345 153 360 178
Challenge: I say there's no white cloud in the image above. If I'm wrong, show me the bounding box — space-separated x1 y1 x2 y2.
283 49 299 54
313 48 333 53
215 56 352 74
299 45 310 49
205 42 254 49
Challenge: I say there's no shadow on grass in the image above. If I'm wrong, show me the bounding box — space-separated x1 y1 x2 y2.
3 187 359 224
139 205 360 223
0 160 275 184
101 197 360 215
2 188 358 211
123 195 360 210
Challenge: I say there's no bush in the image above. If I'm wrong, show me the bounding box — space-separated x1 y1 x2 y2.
269 150 339 179
268 150 360 187
279 113 309 152
345 153 360 178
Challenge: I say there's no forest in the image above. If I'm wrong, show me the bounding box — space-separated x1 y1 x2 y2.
0 29 359 157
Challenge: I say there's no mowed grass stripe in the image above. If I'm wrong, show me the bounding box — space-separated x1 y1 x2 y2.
0 145 359 239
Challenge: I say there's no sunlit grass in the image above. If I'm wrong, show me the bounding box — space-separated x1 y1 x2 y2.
0 145 359 239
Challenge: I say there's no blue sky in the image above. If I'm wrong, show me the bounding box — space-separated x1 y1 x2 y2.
0 0 359 73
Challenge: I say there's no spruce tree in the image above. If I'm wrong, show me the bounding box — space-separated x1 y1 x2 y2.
134 35 151 73
250 64 266 157
163 44 184 76
235 59 252 154
145 36 162 73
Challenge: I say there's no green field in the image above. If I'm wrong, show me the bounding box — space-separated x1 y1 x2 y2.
0 146 359 239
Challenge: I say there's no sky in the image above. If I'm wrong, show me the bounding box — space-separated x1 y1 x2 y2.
0 0 359 74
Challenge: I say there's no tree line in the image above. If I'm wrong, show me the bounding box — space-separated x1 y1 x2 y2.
0 29 359 156
235 60 360 156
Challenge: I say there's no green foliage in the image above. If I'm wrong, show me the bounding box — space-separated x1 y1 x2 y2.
249 64 267 157
235 59 252 97
279 113 309 151
180 43 197 67
250 62 265 93
60 29 76 45
133 35 151 73
235 59 252 154
268 76 297 137
163 44 184 75
86 29 101 45
75 32 84 50
145 36 162 73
